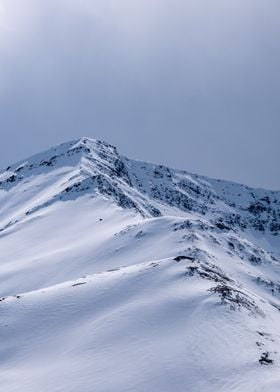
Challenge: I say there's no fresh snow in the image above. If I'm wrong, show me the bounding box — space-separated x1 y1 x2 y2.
0 137 280 391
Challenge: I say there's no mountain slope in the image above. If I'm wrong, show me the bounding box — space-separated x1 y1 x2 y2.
0 137 280 391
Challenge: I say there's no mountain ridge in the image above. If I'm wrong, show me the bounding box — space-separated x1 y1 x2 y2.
0 137 280 391
1 137 279 234
2 136 279 192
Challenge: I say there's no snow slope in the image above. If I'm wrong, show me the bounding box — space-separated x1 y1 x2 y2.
0 137 280 391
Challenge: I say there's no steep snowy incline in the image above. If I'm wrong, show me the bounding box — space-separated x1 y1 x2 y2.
0 137 278 294
0 137 280 391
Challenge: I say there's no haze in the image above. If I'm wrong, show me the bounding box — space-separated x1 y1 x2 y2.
0 0 279 189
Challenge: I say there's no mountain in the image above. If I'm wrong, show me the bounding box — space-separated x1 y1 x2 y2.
0 137 280 392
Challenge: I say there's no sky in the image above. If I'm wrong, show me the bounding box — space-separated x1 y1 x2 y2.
0 0 279 190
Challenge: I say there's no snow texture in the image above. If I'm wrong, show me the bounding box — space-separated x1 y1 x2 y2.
0 137 280 391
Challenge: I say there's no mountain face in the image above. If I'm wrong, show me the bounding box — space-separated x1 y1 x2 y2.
0 137 280 392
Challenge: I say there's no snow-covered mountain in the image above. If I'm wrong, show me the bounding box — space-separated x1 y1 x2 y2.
0 137 280 391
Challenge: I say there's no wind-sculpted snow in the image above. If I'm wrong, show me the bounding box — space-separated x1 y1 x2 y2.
0 137 280 391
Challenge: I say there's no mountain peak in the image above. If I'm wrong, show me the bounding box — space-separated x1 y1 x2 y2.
0 137 120 181
70 137 117 153
0 138 280 235
1 138 280 391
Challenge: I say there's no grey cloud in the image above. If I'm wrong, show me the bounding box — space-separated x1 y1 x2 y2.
0 0 279 189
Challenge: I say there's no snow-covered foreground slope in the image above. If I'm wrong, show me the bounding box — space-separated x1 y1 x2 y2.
0 137 280 391
2 258 280 392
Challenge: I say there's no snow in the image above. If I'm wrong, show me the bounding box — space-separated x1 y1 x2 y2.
0 137 280 391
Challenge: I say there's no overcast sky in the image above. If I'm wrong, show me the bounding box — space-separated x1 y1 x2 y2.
0 0 279 189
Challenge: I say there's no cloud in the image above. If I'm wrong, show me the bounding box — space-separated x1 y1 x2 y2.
0 0 279 188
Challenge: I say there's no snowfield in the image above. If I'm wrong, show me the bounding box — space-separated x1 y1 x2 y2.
0 137 280 391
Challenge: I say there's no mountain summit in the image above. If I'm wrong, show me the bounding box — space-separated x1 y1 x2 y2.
1 137 279 231
0 138 280 392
